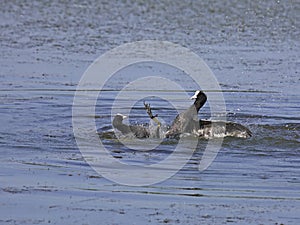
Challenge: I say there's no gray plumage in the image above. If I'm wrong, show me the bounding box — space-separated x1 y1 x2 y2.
112 114 150 138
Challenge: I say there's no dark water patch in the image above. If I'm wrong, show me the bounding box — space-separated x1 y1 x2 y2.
247 123 299 154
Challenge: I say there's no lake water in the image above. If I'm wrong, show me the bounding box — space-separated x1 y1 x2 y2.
0 0 299 224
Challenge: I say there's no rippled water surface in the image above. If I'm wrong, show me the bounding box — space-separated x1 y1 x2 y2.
0 0 299 224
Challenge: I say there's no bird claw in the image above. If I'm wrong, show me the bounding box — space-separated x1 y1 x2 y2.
144 101 161 126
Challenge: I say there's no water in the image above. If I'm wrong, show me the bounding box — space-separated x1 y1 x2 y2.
1 0 299 224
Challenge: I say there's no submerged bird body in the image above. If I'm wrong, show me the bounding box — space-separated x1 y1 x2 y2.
197 120 252 138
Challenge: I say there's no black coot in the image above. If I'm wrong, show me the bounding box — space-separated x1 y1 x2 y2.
112 114 150 138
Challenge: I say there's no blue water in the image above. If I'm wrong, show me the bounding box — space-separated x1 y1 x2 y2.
0 1 299 224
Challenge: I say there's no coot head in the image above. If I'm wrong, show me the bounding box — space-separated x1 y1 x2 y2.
190 90 206 100
190 90 207 113
112 114 127 128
